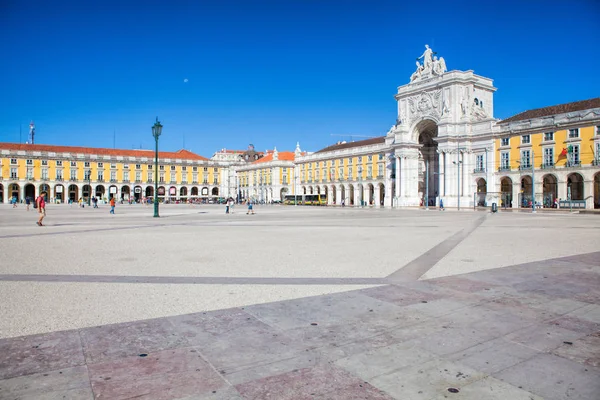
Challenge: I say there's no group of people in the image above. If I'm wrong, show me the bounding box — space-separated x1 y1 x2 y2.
225 198 255 215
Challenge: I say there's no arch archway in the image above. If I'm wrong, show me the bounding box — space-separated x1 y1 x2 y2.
82 184 92 201
367 183 374 206
378 183 385 206
191 186 198 196
39 184 50 196
340 185 346 205
145 186 154 198
520 176 533 207
121 185 131 201
567 173 584 200
109 185 118 200
500 177 513 208
348 184 355 206
0 183 3 202
134 185 142 202
54 184 64 202
24 183 35 200
10 183 20 202
96 185 106 199
415 119 439 203
594 173 600 209
542 174 557 207
476 178 487 207
68 184 79 202
323 186 328 204
356 183 364 206
331 185 337 204
180 187 188 197
211 187 219 196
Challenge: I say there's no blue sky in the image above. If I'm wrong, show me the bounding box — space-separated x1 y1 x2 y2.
0 0 599 157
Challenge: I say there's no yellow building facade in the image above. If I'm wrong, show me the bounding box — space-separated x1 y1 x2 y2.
0 143 224 203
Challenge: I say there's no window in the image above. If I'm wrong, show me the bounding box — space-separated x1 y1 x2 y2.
501 152 510 169
596 142 600 161
348 167 353 179
110 171 116 181
170 165 176 171
70 170 77 181
41 168 48 180
71 161 77 167
26 168 33 179
26 159 33 165
214 168 218 172
368 155 373 162
192 173 198 183
357 166 363 178
203 167 208 171
568 144 580 166
98 171 104 181
348 158 352 165
41 160 48 166
193 166 197 172
110 163 116 169
10 158 17 165
147 172 153 182
476 154 484 171
568 128 579 138
123 164 129 169
521 150 531 168
182 166 186 171
377 164 383 177
56 160 63 166
10 168 18 179
159 165 164 171
543 147 554 166
338 167 343 179
213 177 218 184
501 138 509 146
367 165 372 177
544 132 554 141
358 156 362 163
84 161 90 167
123 171 129 182
521 135 530 144
84 170 91 180
159 172 165 182
148 164 152 169
136 171 141 182
135 164 141 169
181 172 187 182
56 170 63 180
203 174 208 184
98 162 103 168
378 153 385 161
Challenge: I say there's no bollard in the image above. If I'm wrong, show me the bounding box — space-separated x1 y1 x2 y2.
491 202 497 213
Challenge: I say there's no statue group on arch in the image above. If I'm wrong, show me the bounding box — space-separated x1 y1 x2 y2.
410 44 447 82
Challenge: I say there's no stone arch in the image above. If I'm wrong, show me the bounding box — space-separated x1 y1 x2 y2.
109 185 118 200
145 186 154 198
191 186 198 196
348 184 355 206
211 187 219 196
594 172 600 209
133 185 142 201
68 184 79 201
121 185 131 201
413 119 439 203
542 174 558 207
330 185 337 204
95 185 105 199
567 173 584 201
367 183 374 206
0 183 3 203
10 183 20 202
54 184 65 202
180 187 188 197
500 177 513 208
24 183 36 200
520 175 533 207
378 183 385 206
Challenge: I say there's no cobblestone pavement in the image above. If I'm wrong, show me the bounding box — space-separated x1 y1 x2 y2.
0 204 598 399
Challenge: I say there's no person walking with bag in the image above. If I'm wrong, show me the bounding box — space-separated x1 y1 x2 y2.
36 191 47 226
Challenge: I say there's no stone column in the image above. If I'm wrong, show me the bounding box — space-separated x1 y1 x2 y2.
438 151 445 199
363 185 370 206
336 186 342 206
512 180 520 209
583 178 593 209
394 156 401 199
374 184 381 207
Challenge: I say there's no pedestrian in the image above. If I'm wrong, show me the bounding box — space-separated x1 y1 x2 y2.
109 196 116 214
25 196 31 211
12 196 18 208
246 200 254 215
225 202 230 214
36 191 47 226
439 198 445 211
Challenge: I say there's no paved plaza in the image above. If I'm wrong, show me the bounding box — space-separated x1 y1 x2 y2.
0 203 599 399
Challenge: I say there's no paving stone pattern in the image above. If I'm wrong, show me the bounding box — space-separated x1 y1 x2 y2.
1 251 599 399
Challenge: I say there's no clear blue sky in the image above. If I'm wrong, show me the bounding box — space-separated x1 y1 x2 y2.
1 0 599 157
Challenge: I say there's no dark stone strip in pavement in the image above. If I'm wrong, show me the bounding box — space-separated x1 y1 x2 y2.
386 214 489 282
0 274 387 286
0 222 183 239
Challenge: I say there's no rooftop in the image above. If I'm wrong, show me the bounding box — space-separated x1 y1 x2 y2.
0 142 208 161
315 136 386 154
500 97 600 124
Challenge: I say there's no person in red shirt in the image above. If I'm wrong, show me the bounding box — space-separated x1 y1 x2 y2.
110 196 116 214
36 191 47 226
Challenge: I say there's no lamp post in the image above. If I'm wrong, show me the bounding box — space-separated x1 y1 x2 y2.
87 169 91 206
152 117 163 218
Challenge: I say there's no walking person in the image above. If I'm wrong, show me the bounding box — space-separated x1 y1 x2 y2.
246 200 254 215
11 196 18 208
25 196 31 211
36 191 47 226
109 196 116 214
439 198 445 211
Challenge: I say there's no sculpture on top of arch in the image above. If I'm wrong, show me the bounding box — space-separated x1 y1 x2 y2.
410 44 447 82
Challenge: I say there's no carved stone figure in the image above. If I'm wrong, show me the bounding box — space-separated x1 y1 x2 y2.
417 45 434 74
471 100 488 120
442 90 450 115
410 45 446 83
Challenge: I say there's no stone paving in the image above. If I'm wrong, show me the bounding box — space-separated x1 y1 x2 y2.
0 203 599 399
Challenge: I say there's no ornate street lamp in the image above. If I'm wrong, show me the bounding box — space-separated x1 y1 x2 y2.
152 117 163 217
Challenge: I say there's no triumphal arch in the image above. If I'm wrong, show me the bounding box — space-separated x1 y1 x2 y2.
386 45 497 207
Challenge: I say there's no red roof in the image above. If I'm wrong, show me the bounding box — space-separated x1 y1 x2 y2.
0 142 208 161
252 151 296 164
500 98 600 124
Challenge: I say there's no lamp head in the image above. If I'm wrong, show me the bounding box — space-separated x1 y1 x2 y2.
152 117 163 139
